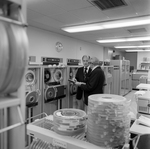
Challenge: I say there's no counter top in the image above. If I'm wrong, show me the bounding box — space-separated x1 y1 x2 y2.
130 120 150 135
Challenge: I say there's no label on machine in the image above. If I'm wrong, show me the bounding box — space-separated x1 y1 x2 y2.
52 138 67 148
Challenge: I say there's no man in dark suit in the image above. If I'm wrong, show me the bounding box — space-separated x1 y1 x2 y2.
75 55 91 110
75 57 105 111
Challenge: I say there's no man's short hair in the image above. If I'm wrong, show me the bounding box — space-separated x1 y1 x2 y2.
82 55 90 60
90 57 100 65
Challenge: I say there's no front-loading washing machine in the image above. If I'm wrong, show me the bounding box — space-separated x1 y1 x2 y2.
25 65 42 146
42 65 67 115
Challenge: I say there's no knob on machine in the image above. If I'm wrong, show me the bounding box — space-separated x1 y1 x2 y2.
44 87 56 103
26 90 41 107
70 83 77 95
53 69 63 82
25 70 35 86
44 69 51 83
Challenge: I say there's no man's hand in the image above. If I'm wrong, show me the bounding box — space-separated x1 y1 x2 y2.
72 78 77 83
75 81 86 86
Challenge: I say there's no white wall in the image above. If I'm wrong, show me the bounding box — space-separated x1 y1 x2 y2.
137 52 150 69
27 26 104 64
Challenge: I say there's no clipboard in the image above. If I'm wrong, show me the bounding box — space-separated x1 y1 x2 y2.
68 79 76 84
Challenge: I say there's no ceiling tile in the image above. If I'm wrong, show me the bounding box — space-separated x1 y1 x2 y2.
33 16 64 28
26 0 150 51
48 13 85 26
27 0 67 16
50 0 92 11
70 6 108 23
27 9 44 20
129 0 150 15
125 25 150 36
28 19 56 31
28 19 72 37
102 2 136 20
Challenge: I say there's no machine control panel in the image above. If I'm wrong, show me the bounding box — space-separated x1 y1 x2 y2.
42 57 63 65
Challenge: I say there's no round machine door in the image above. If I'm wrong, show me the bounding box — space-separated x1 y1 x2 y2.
44 87 56 102
53 69 62 82
26 91 39 107
25 70 35 86
1 23 28 94
44 69 51 83
0 22 9 91
70 83 77 95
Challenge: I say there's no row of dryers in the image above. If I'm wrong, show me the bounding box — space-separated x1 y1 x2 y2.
25 64 84 115
25 66 73 117
25 64 81 146
25 64 115 120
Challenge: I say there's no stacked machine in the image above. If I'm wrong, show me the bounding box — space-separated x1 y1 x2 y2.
67 59 81 108
110 60 131 96
101 61 114 94
25 61 42 145
42 57 67 115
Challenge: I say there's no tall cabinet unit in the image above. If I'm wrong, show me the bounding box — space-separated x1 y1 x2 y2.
110 60 130 96
0 0 27 149
25 66 42 121
25 65 42 146
42 65 67 115
102 66 114 94
41 57 67 115
66 59 82 108
125 60 131 94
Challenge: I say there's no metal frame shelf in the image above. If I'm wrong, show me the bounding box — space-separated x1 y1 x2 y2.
0 96 20 109
27 116 128 149
0 97 24 134
27 116 103 149
0 0 27 149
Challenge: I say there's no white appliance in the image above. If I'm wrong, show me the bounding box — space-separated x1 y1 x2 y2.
138 91 150 115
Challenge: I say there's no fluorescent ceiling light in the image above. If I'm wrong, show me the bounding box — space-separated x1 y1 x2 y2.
104 19 150 29
126 50 144 52
126 49 150 52
115 45 150 48
62 15 150 33
97 36 150 43
127 37 150 42
62 24 104 33
97 39 126 43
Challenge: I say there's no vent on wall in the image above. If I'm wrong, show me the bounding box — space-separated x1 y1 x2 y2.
87 0 127 10
128 28 147 34
142 41 150 44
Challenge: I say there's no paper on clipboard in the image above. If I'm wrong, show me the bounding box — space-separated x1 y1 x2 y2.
137 115 150 127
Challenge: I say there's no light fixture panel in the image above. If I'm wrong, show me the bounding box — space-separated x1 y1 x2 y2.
115 45 150 48
62 16 150 33
97 36 150 43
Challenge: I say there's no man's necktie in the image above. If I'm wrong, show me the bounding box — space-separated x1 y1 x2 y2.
84 67 87 81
